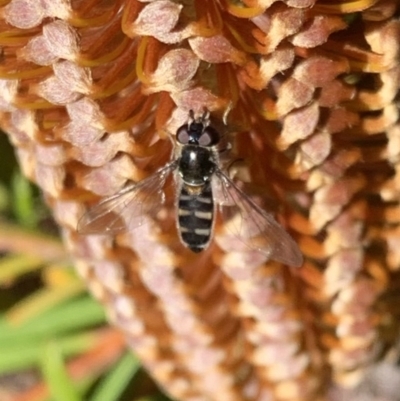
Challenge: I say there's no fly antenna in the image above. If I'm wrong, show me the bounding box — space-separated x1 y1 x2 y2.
188 109 195 123
201 109 211 126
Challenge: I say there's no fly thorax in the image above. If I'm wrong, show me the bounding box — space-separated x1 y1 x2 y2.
179 145 215 186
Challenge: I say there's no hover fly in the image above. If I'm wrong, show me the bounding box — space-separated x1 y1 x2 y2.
78 111 303 267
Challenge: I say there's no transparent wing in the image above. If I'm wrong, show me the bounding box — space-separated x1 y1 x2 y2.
214 170 303 267
77 162 177 235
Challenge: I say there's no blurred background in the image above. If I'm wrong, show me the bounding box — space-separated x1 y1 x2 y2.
0 131 171 401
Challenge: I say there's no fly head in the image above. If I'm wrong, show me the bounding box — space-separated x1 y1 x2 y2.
176 112 220 147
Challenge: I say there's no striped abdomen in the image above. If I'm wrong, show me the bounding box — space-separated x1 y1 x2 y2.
178 183 214 253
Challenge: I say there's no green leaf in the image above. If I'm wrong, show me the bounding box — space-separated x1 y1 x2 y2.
41 340 83 401
0 330 96 374
90 352 140 401
0 296 105 346
0 296 106 374
0 182 9 212
6 279 85 324
11 170 38 228
0 253 44 284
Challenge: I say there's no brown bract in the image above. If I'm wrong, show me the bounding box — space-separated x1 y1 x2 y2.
0 1 399 400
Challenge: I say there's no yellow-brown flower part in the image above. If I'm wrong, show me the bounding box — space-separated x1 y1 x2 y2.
1 1 400 400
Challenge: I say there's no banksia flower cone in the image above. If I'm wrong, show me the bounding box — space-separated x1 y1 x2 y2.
1 1 400 400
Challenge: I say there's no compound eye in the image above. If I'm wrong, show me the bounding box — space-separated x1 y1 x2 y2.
176 125 190 144
199 126 220 147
